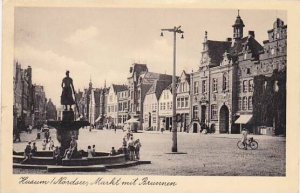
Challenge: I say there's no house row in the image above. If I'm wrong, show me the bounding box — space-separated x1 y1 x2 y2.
13 61 56 131
77 13 286 135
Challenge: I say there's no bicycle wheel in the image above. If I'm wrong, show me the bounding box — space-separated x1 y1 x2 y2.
237 140 245 149
250 140 258 150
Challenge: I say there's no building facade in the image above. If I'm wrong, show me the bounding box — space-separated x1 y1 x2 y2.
13 62 34 130
190 13 286 134
46 99 57 120
158 84 173 132
176 70 191 132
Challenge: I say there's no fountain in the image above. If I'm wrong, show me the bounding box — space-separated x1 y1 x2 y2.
13 71 150 172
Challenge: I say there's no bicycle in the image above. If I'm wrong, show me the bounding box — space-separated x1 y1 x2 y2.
237 137 258 150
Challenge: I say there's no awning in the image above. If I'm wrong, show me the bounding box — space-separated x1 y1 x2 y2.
124 118 139 124
95 116 102 123
235 115 252 124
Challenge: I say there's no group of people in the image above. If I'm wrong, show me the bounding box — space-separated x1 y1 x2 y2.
21 141 37 163
42 137 55 151
122 131 142 161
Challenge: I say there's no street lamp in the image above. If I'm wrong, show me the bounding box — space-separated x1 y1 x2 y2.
161 26 184 152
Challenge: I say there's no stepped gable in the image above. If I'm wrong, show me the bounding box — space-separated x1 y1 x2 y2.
206 40 231 67
229 36 263 62
128 63 148 78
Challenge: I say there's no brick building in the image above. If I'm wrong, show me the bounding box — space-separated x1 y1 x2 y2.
190 12 286 134
13 61 34 131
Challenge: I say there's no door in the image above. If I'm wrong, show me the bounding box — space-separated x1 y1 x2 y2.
219 105 229 133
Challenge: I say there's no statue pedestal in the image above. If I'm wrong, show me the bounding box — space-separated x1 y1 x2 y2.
56 110 78 154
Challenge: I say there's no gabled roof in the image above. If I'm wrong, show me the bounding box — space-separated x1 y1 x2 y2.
140 72 173 85
111 84 128 93
146 79 172 100
229 36 263 61
180 70 191 84
207 40 231 66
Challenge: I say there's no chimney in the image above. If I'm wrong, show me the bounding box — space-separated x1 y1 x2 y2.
248 31 255 38
226 38 232 42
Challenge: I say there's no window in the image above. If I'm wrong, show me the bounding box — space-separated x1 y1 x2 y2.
202 80 206 93
181 98 184 108
153 116 157 124
243 80 248 93
211 105 218 120
223 74 228 91
249 79 254 92
170 102 172 110
177 98 180 108
248 96 253 110
194 81 199 94
243 97 248 110
193 106 199 119
213 78 218 92
185 97 189 107
246 68 251 75
238 97 242 110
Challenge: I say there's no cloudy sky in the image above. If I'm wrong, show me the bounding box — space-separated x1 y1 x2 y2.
14 8 286 106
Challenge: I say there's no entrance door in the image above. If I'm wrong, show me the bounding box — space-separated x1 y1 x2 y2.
201 105 206 123
219 105 229 133
148 113 151 128
193 123 198 133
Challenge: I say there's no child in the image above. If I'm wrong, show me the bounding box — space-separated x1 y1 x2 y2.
42 140 47 151
109 147 117 156
87 146 93 158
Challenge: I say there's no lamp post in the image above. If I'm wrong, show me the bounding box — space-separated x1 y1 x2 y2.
161 26 184 152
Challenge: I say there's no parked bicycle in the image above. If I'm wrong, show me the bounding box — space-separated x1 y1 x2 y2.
237 137 258 150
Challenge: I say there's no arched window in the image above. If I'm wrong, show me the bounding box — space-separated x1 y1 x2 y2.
223 73 228 91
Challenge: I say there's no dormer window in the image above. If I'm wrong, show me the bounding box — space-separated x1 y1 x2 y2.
271 48 275 55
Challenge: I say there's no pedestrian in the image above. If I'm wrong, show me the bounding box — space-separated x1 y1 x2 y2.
92 145 96 156
21 142 32 164
49 137 55 150
114 127 117 133
161 127 164 133
44 130 50 143
241 128 248 150
31 142 37 156
42 140 47 150
122 137 128 159
134 139 142 160
128 136 135 161
87 146 93 158
14 129 21 142
53 146 62 165
28 124 32 134
109 147 117 156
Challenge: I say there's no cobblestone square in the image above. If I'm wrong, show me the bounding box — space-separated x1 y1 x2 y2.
13 129 285 176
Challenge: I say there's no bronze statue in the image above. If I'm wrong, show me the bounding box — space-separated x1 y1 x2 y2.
61 71 75 110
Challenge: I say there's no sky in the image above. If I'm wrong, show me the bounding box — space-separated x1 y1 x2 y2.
14 8 286 106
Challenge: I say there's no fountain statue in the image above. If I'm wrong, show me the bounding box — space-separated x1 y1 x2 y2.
47 70 89 154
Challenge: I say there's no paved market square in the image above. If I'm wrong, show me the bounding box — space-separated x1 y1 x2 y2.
13 128 285 176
